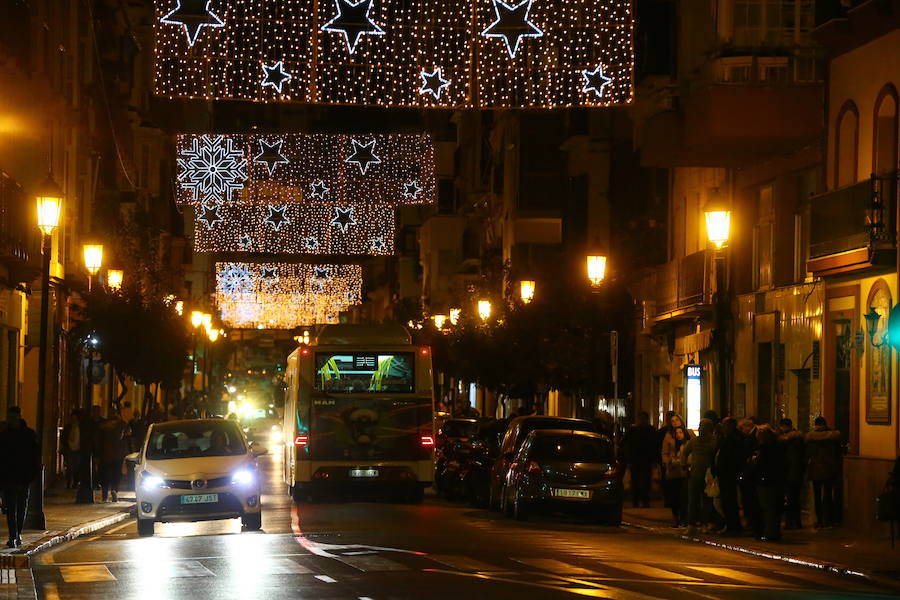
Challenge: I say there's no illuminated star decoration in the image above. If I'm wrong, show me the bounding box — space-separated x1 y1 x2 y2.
419 68 451 101
238 235 252 249
260 266 280 283
253 139 290 175
481 0 544 58
330 206 357 233
264 205 290 231
310 279 326 293
160 0 224 47
402 180 422 201
261 61 293 93
320 0 385 54
302 237 320 251
581 64 612 99
309 180 330 200
370 237 386 252
178 135 247 203
198 203 224 229
313 267 332 279
345 139 381 175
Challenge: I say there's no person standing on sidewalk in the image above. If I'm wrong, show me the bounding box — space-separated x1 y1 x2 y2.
753 425 784 541
714 417 745 534
96 408 129 502
624 412 657 508
737 418 763 537
681 418 717 536
778 418 805 529
806 416 842 528
0 406 40 548
662 414 691 524
60 409 82 489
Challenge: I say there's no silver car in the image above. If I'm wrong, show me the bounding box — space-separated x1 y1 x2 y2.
130 419 267 537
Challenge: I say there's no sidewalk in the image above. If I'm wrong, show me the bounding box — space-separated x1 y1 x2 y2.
0 486 135 600
623 501 900 587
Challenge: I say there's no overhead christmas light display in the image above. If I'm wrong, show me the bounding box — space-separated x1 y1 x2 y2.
175 133 435 208
215 262 363 329
154 0 633 108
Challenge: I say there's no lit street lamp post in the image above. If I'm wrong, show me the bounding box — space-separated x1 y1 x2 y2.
77 244 103 505
82 244 103 291
190 311 203 390
705 203 732 416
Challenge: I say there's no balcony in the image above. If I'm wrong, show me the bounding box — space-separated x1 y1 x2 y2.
0 172 34 276
806 175 897 276
654 250 712 322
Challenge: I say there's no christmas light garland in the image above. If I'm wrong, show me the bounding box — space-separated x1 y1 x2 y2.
215 262 363 328
154 0 633 108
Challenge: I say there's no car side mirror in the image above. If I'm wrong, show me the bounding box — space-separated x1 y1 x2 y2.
125 452 141 464
251 445 268 456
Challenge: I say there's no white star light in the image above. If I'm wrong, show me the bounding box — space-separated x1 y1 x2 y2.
402 180 422 200
264 205 291 231
238 235 252 249
261 61 293 93
419 68 451 100
370 237 386 252
253 139 290 175
345 139 382 175
177 135 248 203
330 206 357 233
581 64 613 99
320 0 385 54
481 0 544 58
198 203 224 229
302 237 320 251
160 0 224 47
309 180 330 200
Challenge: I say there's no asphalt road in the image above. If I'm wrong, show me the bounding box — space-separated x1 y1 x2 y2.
31 451 899 600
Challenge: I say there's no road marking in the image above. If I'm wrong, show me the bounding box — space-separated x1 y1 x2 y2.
155 560 216 578
603 562 700 581
512 557 598 576
59 565 116 583
687 566 796 587
315 575 338 583
336 554 410 572
428 554 510 573
250 558 312 575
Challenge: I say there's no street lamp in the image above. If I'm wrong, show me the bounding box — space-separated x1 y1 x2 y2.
201 313 213 330
704 208 731 249
191 310 204 329
477 300 492 322
705 201 732 416
106 269 123 291
174 300 184 316
83 244 103 291
449 308 461 326
519 280 536 304
433 314 448 329
587 255 607 288
864 307 887 348
29 175 63 527
207 327 220 342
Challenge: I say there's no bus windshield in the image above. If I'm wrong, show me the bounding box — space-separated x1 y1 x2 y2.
315 352 415 393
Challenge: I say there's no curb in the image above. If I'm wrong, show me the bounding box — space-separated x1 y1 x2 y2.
623 518 899 589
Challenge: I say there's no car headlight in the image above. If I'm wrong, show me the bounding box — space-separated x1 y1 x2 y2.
141 472 165 491
243 427 249 433
270 430 283 443
232 470 254 485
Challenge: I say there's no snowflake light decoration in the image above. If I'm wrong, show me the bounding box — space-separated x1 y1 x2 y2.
217 263 256 297
177 135 248 203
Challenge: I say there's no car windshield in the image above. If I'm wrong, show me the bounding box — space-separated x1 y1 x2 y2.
530 436 612 463
517 419 594 446
146 421 246 460
442 421 479 438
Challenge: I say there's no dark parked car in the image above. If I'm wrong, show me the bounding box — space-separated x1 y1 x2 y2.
502 429 623 524
488 416 595 510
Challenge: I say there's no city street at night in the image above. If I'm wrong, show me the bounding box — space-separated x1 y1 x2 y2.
28 453 899 600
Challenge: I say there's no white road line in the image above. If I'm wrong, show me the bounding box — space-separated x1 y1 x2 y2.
428 554 511 573
315 575 338 583
687 566 797 588
512 557 598 576
603 562 700 582
336 554 410 572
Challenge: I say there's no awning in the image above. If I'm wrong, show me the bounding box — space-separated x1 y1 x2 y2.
675 330 712 355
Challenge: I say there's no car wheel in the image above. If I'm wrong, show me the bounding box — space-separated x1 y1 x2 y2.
408 487 425 504
513 491 529 521
242 512 262 531
598 504 623 526
137 518 155 537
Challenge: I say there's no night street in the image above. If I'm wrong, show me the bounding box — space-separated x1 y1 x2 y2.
29 453 897 600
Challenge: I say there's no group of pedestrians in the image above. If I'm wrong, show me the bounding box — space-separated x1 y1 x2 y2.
625 410 844 541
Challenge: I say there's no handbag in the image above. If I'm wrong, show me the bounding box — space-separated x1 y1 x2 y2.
704 468 720 498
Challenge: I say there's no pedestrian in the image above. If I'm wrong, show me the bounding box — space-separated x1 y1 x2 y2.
754 425 784 541
778 418 805 529
737 418 763 537
623 411 657 508
96 409 129 502
806 416 842 529
681 418 717 536
60 410 82 489
663 426 689 526
0 406 40 548
714 417 745 534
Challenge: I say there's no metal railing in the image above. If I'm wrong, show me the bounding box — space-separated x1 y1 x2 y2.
655 250 709 316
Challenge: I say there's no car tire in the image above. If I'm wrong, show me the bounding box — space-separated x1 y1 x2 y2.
137 519 155 537
513 491 528 521
242 512 262 531
598 504 623 526
408 487 425 504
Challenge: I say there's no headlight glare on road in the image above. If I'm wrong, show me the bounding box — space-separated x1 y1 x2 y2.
232 470 254 485
270 430 283 444
141 472 165 491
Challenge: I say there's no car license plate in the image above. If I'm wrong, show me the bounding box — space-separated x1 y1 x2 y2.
349 468 378 478
180 494 218 504
552 488 592 500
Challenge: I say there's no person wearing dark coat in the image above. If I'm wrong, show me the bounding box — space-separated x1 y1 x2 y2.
737 418 763 537
0 406 40 548
806 416 842 528
754 425 784 541
714 417 745 534
624 412 657 508
778 418 805 529
681 419 717 536
96 411 129 503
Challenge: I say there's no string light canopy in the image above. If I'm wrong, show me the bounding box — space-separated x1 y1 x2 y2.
154 0 633 108
215 262 363 329
175 133 436 207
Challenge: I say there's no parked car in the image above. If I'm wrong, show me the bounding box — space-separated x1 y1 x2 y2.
130 418 267 537
502 429 623 524
489 416 596 511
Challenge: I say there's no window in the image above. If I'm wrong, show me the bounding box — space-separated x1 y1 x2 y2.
146 421 246 460
835 101 859 188
316 353 415 393
758 57 790 84
529 436 613 463
753 184 774 289
732 0 815 47
873 85 898 176
866 280 892 424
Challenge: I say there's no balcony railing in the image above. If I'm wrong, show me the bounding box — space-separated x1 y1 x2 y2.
655 250 710 317
0 171 31 265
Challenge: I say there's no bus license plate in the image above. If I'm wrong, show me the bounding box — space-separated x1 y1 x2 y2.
349 469 379 478
181 494 218 504
552 489 591 500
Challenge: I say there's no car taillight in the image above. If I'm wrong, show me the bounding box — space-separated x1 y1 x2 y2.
295 434 309 447
526 460 542 475
603 466 619 479
420 435 435 448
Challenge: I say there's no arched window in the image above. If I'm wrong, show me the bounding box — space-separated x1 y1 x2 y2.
865 279 892 424
873 84 899 176
835 100 859 188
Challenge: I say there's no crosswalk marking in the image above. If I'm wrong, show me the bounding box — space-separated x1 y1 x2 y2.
336 554 410 572
154 561 216 578
686 566 796 588
315 575 338 583
603 562 699 581
251 557 312 575
59 565 116 583
428 554 510 573
512 557 598 576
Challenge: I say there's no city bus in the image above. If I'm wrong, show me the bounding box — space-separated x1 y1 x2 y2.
283 324 435 502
